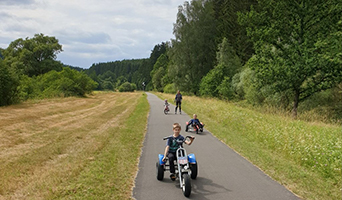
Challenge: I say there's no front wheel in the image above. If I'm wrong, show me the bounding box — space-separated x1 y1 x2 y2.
190 163 198 179
182 174 191 197
156 162 164 180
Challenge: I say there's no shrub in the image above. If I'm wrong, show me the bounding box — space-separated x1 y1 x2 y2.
217 77 235 99
119 82 135 92
18 67 98 99
0 61 20 106
163 83 177 94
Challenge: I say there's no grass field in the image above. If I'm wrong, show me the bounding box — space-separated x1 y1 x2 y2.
157 92 341 200
0 92 149 200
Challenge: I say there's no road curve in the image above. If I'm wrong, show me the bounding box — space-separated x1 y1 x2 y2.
132 92 300 200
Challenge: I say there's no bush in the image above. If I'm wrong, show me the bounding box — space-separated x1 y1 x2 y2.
131 83 137 91
18 75 39 100
119 82 135 92
163 83 177 94
18 67 98 99
0 61 20 106
199 64 224 97
217 77 235 99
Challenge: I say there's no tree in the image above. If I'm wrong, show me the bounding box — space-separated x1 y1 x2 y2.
239 0 342 118
151 54 169 91
87 58 151 91
168 0 218 94
199 38 242 98
3 33 63 77
0 48 4 59
150 42 168 66
0 60 19 106
98 71 116 90
213 0 257 64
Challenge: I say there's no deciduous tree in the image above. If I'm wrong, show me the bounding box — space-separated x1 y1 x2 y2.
169 0 218 94
239 0 342 118
3 33 63 77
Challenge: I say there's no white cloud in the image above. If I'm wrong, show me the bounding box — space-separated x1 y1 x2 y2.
0 0 185 68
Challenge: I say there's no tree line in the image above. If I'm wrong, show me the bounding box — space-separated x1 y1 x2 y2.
84 42 167 92
1 0 341 120
148 0 342 119
0 34 97 106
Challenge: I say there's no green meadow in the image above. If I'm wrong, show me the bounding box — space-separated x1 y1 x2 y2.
157 92 341 200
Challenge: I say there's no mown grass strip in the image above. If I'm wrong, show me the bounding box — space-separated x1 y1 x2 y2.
156 92 341 200
50 93 149 200
0 93 137 197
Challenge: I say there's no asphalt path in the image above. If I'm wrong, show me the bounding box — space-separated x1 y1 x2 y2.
132 92 300 200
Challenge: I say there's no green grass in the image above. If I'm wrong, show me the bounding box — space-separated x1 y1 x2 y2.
50 93 149 199
156 92 341 200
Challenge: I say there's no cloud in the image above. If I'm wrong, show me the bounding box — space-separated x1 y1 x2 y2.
56 31 112 45
0 0 35 5
0 0 184 68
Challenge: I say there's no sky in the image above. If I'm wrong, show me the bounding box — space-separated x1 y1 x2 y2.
0 0 185 68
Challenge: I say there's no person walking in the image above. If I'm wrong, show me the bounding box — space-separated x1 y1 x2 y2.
174 90 182 114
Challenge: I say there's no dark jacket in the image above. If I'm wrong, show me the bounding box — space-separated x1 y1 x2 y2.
175 93 182 102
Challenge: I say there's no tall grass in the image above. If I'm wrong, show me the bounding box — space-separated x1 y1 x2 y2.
157 92 341 200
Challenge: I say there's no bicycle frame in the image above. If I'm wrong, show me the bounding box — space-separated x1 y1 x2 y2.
176 146 191 188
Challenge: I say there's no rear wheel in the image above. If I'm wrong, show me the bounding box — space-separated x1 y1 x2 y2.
182 174 191 197
156 162 164 180
190 163 198 179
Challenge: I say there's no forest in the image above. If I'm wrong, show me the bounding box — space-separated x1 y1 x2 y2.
85 0 342 121
0 0 341 122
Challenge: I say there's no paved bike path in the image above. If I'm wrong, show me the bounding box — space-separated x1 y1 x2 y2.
132 92 300 200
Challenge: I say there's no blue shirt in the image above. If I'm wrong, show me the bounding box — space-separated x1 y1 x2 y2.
189 118 200 125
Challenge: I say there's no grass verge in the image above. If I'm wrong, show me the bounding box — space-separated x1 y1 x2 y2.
156 92 341 200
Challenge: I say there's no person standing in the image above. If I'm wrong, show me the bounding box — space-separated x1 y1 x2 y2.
174 90 182 114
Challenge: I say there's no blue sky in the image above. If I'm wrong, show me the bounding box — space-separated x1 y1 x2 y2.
0 0 185 68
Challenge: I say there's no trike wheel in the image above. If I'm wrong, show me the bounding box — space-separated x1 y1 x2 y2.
182 174 191 197
156 162 164 180
190 163 198 179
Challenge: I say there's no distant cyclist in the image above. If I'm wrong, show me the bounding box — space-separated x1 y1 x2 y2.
174 90 182 114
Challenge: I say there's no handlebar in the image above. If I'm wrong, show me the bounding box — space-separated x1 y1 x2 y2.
163 135 195 141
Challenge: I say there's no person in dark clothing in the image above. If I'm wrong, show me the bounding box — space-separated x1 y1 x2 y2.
162 123 194 180
185 114 203 132
174 90 182 114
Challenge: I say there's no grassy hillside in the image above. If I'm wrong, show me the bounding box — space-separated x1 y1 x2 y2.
157 92 341 200
0 92 149 199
